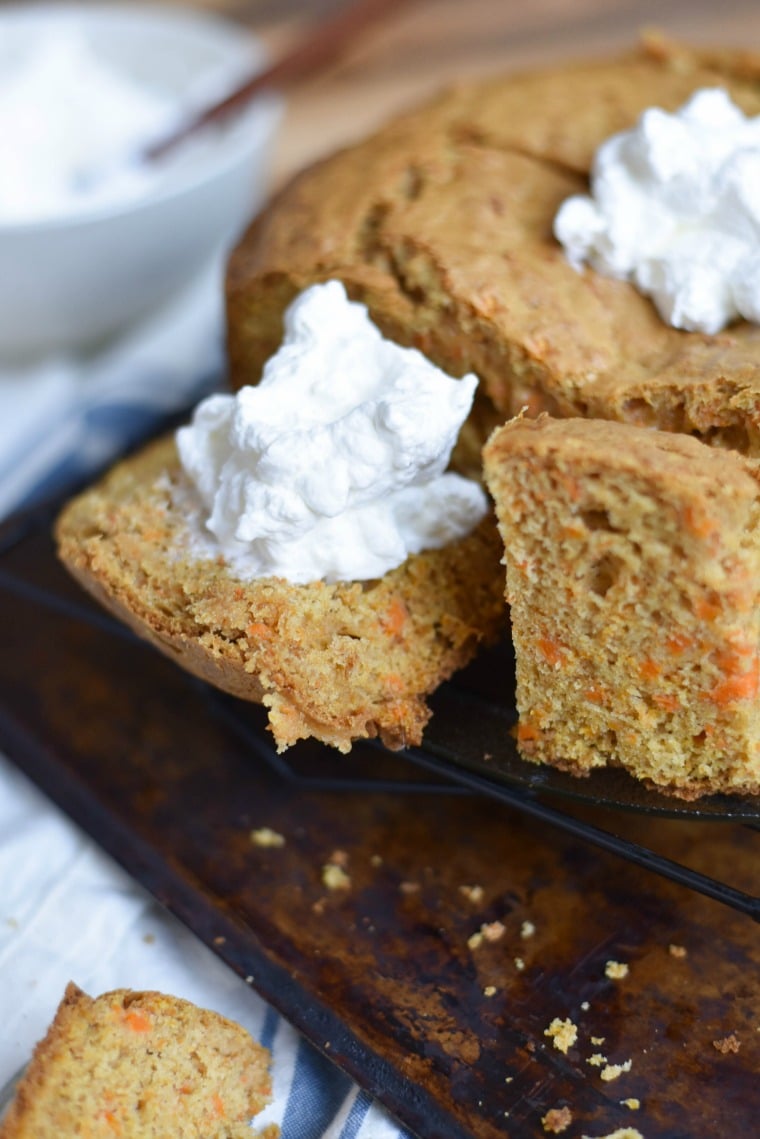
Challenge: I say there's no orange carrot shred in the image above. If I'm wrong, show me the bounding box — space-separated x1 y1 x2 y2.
382 598 408 638
537 636 565 667
247 622 273 640
124 1010 151 1033
708 662 760 706
666 632 693 655
653 693 680 713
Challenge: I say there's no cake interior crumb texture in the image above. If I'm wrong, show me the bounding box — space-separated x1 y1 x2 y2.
483 416 760 798
55 437 505 754
0 983 273 1139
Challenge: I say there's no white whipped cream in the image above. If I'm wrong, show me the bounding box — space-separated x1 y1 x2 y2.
554 88 760 334
176 282 488 584
0 32 183 223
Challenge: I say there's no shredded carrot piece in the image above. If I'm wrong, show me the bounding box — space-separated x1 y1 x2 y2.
585 685 606 704
708 662 760 706
653 693 680 713
694 596 722 621
211 1094 226 1118
559 475 582 502
382 598 408 638
537 636 565 667
102 1111 122 1135
383 673 404 693
683 504 717 540
666 632 693 655
247 621 273 640
638 659 662 681
517 722 541 743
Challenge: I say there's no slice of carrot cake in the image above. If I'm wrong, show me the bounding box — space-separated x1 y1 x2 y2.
0 983 273 1139
483 415 760 798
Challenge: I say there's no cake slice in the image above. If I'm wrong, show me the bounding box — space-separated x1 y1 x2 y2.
483 416 760 798
0 983 273 1139
55 436 505 753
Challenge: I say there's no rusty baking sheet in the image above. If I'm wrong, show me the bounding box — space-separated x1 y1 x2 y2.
0 503 758 1139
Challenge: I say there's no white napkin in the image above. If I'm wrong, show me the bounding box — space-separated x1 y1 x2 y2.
0 277 410 1139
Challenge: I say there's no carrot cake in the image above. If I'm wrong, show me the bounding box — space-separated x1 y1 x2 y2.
0 983 273 1139
56 435 504 753
483 416 760 798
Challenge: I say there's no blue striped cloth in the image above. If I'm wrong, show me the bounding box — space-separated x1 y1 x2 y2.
0 270 412 1139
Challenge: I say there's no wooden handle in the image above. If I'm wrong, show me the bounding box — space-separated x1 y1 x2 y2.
146 0 413 162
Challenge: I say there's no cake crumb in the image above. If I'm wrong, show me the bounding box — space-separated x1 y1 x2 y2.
399 881 420 894
213 936 226 946
581 1000 590 1010
712 1033 740 1054
521 920 536 939
601 1060 633 1081
250 827 285 848
605 960 629 980
542 1106 573 1133
322 863 351 891
142 933 155 945
587 1053 607 1067
514 957 525 971
544 1018 578 1054
505 1076 513 1084
591 1036 605 1045
370 854 383 867
328 849 349 867
668 943 687 958
621 1098 641 1110
469 920 505 948
484 985 497 997
459 884 484 904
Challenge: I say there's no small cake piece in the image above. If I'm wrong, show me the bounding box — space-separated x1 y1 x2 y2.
0 983 272 1139
56 436 504 753
483 416 760 798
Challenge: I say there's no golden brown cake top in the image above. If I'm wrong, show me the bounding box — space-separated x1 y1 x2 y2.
226 38 760 448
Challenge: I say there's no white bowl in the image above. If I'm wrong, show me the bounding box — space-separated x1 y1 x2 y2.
0 3 283 362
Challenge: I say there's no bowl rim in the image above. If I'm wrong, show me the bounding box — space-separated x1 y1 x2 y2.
0 1 283 236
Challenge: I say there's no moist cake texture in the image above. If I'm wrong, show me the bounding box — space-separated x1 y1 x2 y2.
483 416 760 798
55 436 505 753
0 983 272 1139
226 36 760 460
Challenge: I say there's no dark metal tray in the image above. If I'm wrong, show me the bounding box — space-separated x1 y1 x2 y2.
0 500 758 1139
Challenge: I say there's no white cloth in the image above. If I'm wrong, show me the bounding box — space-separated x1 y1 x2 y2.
0 274 409 1139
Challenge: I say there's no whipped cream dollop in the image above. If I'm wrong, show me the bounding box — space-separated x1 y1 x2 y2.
554 88 760 334
0 32 189 223
176 282 488 584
